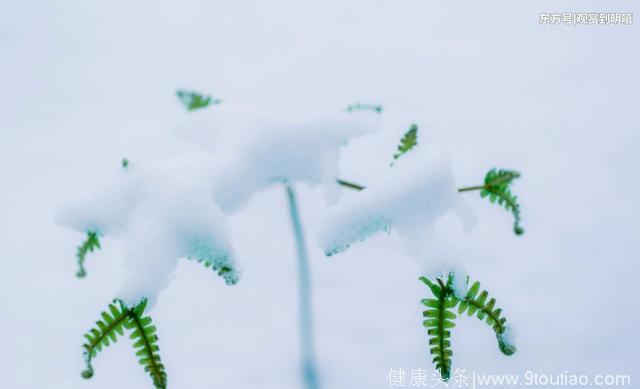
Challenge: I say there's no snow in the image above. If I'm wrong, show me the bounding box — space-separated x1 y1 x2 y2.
497 325 517 356
55 106 378 307
2 0 639 388
56 154 237 307
174 104 382 211
449 268 469 300
319 143 476 277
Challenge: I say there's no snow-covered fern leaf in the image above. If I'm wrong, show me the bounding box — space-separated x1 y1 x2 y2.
420 274 516 380
345 103 383 113
420 276 457 380
393 124 418 161
176 89 220 111
124 299 167 389
81 300 129 379
188 255 239 286
458 280 516 355
76 231 101 278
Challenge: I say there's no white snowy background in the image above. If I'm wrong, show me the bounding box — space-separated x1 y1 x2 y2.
1 0 638 388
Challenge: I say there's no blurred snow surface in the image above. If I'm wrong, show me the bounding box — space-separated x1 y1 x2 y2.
1 0 638 388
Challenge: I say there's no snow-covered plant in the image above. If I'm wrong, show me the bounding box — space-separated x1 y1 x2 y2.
59 95 380 389
82 299 167 389
170 97 381 389
58 155 239 387
322 126 521 380
175 89 221 111
420 274 515 380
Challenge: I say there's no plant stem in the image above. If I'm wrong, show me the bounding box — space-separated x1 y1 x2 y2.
336 178 486 193
336 179 365 191
285 185 320 389
457 185 486 192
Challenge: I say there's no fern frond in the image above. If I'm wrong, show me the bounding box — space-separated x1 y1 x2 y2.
81 300 129 379
393 124 418 161
188 255 239 285
76 231 101 278
176 89 220 111
480 169 523 235
420 276 457 380
124 299 167 389
457 280 516 355
345 103 383 113
459 168 524 235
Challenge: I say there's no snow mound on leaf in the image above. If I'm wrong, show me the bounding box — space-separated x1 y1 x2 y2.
318 143 476 275
174 104 381 212
56 154 237 308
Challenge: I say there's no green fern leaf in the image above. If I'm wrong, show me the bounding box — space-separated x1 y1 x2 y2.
176 89 220 111
393 124 418 161
81 300 129 379
81 299 167 388
420 276 457 380
480 168 524 235
76 231 101 278
458 280 516 355
420 274 516 380
345 103 383 114
125 299 167 389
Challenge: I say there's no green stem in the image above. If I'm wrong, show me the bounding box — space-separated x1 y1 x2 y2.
457 185 486 193
285 185 320 389
337 178 485 194
336 179 365 191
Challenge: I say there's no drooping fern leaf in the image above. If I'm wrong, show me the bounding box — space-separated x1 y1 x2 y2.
393 124 418 161
188 255 239 286
76 231 101 278
420 276 457 380
176 89 221 111
457 280 516 355
124 299 167 389
459 168 524 235
81 300 129 379
345 103 383 114
81 299 167 388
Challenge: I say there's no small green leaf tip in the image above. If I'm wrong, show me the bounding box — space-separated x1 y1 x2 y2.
345 103 383 114
76 231 101 278
122 158 129 169
176 89 220 111
393 124 418 161
81 366 94 379
497 332 517 356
